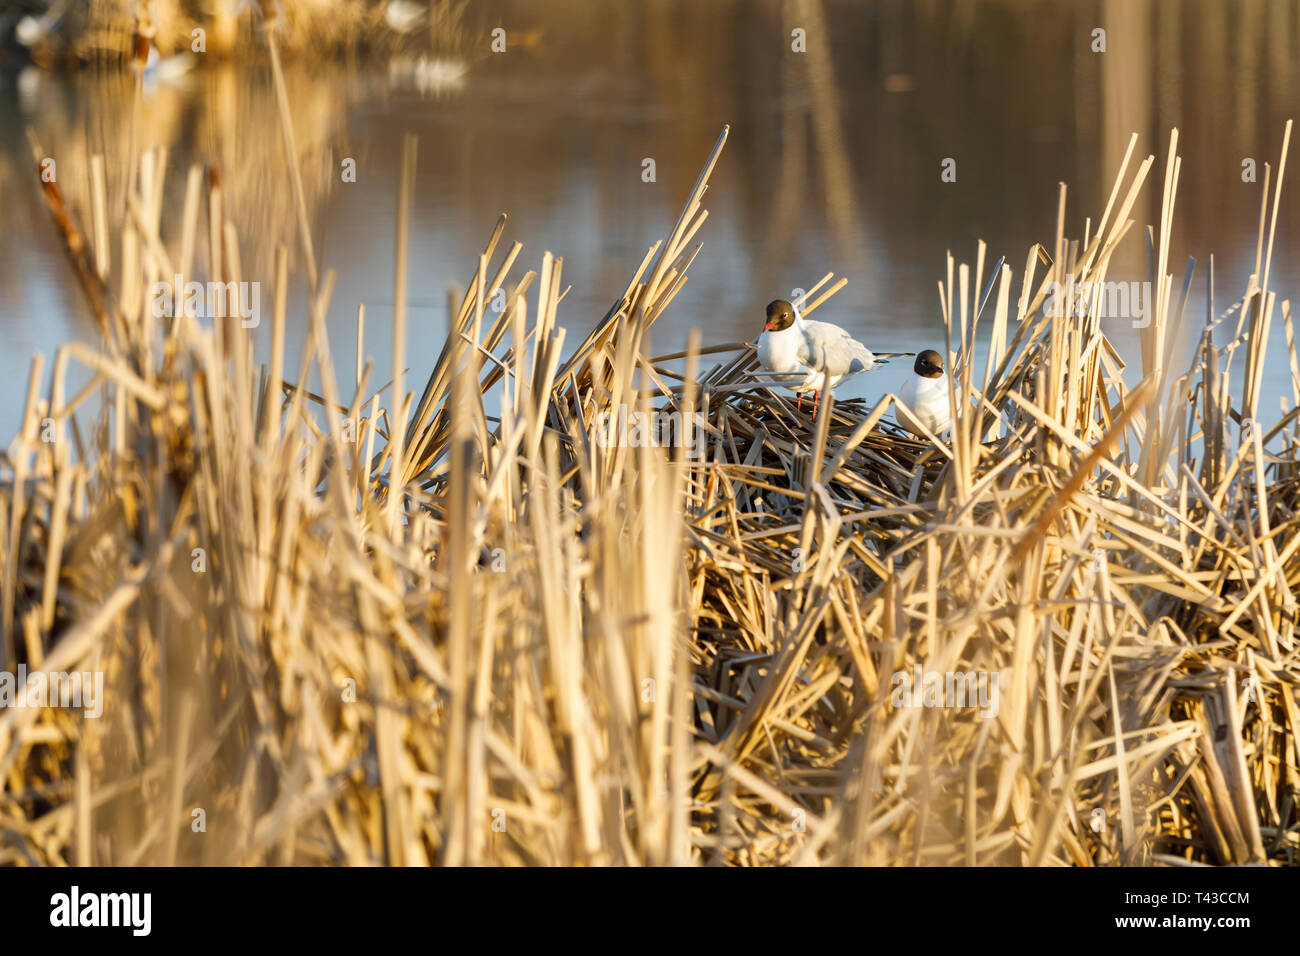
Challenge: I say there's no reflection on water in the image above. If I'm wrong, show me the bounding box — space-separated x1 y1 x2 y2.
3 0 1300 439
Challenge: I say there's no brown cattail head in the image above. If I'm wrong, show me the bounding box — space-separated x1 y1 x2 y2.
131 1 155 73
259 0 280 28
132 33 151 72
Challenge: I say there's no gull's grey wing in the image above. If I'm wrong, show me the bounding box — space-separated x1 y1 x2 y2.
802 320 878 376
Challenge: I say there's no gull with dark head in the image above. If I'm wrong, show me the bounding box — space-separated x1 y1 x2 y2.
756 298 884 418
897 349 953 438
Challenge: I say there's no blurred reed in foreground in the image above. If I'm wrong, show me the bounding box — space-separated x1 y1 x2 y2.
3 64 1300 861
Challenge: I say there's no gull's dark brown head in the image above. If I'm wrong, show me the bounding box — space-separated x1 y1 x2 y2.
764 299 796 332
914 349 944 378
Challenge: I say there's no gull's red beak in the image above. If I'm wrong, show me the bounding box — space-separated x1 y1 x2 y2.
764 321 774 331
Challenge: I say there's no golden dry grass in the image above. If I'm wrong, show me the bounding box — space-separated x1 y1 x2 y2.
3 13 1300 861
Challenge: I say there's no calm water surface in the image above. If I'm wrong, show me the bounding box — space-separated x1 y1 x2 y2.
3 0 1299 439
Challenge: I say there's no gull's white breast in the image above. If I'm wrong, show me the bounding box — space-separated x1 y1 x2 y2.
898 374 952 435
757 325 811 381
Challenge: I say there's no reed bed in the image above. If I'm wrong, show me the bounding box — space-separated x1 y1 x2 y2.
5 0 466 64
4 87 1300 863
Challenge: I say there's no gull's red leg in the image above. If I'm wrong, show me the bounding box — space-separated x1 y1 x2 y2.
813 390 820 420
797 392 803 412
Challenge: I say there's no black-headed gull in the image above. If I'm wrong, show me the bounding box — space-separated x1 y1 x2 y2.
756 298 882 418
897 349 952 437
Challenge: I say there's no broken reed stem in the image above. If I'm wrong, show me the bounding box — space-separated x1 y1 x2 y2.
262 7 319 293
